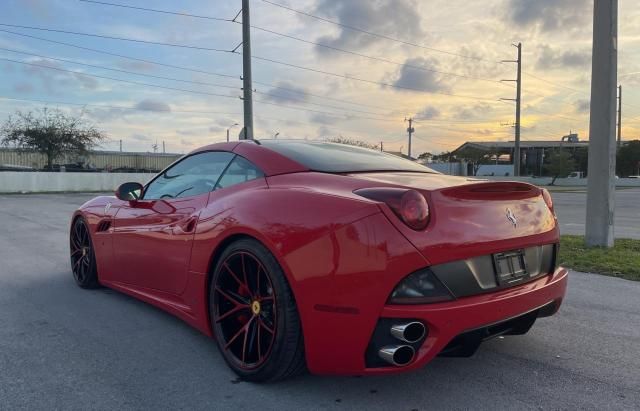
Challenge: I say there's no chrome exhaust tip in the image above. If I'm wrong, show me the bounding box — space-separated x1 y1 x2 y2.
390 321 426 343
378 345 415 366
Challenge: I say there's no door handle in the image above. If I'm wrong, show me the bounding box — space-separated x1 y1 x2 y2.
179 216 197 233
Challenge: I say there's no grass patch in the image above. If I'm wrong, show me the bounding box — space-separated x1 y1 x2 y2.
559 235 640 281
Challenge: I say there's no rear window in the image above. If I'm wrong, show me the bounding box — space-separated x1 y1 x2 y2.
260 140 436 173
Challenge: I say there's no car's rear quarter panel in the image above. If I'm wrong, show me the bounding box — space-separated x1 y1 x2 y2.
188 176 433 374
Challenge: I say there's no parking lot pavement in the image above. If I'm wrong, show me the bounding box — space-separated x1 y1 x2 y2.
553 188 640 239
0 193 639 410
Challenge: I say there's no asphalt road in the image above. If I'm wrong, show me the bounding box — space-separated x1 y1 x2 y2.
554 188 640 239
0 193 639 410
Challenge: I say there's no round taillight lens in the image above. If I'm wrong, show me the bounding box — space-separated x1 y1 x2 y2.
400 190 429 230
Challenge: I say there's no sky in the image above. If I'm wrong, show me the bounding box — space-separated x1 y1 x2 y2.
0 0 639 155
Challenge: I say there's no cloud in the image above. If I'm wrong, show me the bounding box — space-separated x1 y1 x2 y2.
130 134 151 142
416 105 441 120
536 45 590 70
313 0 425 53
454 103 493 120
115 60 156 72
310 113 335 125
574 99 590 113
263 82 309 104
392 57 448 92
134 99 171 112
19 58 99 93
13 82 34 93
505 0 591 32
73 73 99 90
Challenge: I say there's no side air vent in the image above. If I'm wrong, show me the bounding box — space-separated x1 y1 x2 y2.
96 220 112 232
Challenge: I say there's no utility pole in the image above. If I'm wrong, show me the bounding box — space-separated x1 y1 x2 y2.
501 42 522 176
380 141 383 152
241 0 254 140
405 118 414 158
119 139 122 152
586 0 617 248
617 84 622 148
162 141 165 154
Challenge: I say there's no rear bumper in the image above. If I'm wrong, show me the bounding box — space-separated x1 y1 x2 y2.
361 266 568 375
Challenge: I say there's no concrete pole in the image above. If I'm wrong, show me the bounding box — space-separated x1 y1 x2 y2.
514 43 522 177
226 128 230 143
241 0 254 140
586 0 617 247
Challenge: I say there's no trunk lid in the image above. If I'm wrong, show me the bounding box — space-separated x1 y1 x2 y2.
348 172 558 265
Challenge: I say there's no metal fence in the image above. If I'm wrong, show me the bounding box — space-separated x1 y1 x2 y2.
0 149 181 172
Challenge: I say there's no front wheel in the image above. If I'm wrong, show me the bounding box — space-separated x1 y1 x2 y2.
70 217 100 289
209 239 305 382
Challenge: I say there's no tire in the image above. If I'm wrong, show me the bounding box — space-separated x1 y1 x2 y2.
209 238 305 382
70 217 100 289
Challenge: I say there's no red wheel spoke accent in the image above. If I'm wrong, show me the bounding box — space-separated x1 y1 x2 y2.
223 262 248 290
215 286 249 307
259 318 274 335
216 304 249 323
241 253 249 292
214 250 278 370
257 318 262 361
239 316 256 364
225 320 249 350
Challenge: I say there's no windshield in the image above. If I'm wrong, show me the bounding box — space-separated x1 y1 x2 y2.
259 140 437 174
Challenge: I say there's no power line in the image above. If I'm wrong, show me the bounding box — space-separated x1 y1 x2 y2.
249 54 501 102
0 23 233 53
252 90 387 116
522 71 587 94
0 47 240 90
0 96 241 116
0 95 409 144
78 0 233 22
0 58 241 100
0 29 402 112
80 0 503 84
0 46 398 118
0 29 239 80
243 23 502 84
0 23 501 102
258 0 498 63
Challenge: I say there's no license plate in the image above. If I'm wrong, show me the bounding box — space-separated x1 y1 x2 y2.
493 249 529 285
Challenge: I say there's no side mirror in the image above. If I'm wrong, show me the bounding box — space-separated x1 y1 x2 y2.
115 182 144 201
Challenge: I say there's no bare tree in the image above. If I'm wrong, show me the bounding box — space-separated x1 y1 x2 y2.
327 137 380 150
1 107 106 169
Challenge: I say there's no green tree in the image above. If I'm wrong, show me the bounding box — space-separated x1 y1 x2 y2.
617 140 640 176
454 146 491 176
417 151 433 161
1 108 105 169
544 149 577 185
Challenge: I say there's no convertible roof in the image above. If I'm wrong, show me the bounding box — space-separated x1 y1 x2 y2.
191 140 309 177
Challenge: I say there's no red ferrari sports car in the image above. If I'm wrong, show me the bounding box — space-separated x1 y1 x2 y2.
70 140 567 381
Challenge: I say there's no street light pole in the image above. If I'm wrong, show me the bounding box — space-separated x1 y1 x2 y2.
227 123 239 142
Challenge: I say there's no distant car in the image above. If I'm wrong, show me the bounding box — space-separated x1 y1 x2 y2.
70 140 567 381
627 175 640 179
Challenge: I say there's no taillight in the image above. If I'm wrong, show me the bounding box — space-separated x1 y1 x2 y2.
542 188 554 213
354 187 430 230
